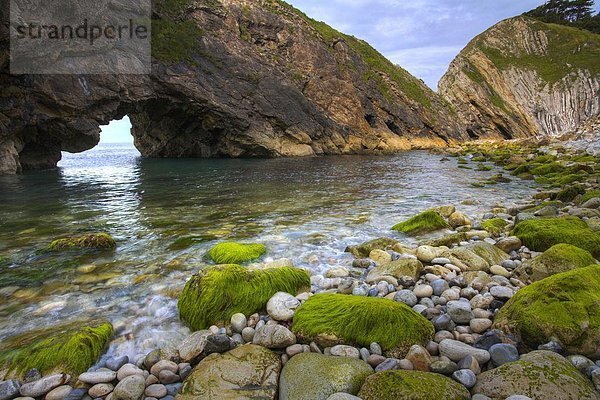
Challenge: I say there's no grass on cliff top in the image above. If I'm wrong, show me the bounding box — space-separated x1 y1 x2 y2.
0 320 113 379
392 210 450 235
512 217 600 257
271 0 432 108
494 264 600 353
478 17 600 85
207 242 267 264
178 265 310 330
292 294 434 356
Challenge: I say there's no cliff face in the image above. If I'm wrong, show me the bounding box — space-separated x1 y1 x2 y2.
0 0 464 174
439 16 600 140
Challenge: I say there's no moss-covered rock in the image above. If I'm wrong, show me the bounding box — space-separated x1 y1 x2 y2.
471 350 599 400
467 241 510 266
345 237 400 258
0 320 113 380
178 265 310 330
581 190 600 204
512 217 600 257
494 264 600 357
47 233 116 251
279 352 373 400
391 211 450 235
291 294 434 357
481 218 510 236
513 244 598 282
178 344 280 400
207 242 266 264
366 259 423 283
444 247 489 272
357 370 470 400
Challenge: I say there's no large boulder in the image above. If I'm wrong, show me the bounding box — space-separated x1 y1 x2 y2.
494 265 600 358
291 294 434 357
0 320 112 380
177 344 280 400
512 217 600 258
279 353 373 400
472 350 599 400
513 243 597 282
178 265 310 330
366 259 423 283
357 370 470 400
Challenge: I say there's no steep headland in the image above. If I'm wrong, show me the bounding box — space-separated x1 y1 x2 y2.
0 0 463 174
439 16 600 140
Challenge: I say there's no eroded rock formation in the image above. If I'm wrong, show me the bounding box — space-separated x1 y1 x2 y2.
0 0 465 174
439 17 600 140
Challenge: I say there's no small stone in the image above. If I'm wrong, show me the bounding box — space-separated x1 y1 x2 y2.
117 364 145 381
286 344 304 357
145 384 167 398
430 360 458 376
23 369 41 383
369 342 382 356
204 334 232 354
63 387 88 400
230 313 247 333
538 340 564 354
150 360 178 377
490 285 513 300
19 374 69 398
146 374 159 385
360 348 370 363
433 314 453 331
112 375 145 400
431 279 450 296
267 292 301 321
447 300 474 324
106 355 129 371
78 370 117 384
489 265 510 278
489 343 519 366
431 258 452 266
88 383 114 398
469 318 492 334
405 345 432 372
0 380 20 400
367 354 386 367
252 324 296 348
310 342 322 354
567 354 595 374
398 359 414 370
452 369 476 389
330 345 360 358
144 349 161 370
375 358 401 372
495 236 522 253
439 339 490 364
413 284 433 298
179 365 192 381
370 249 392 265
457 355 480 374
158 370 180 384
394 289 418 307
177 330 210 362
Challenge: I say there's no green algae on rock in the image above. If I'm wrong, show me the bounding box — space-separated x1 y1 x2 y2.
471 350 599 400
178 265 310 331
391 210 450 235
291 294 434 357
178 344 280 400
514 243 598 282
207 242 267 264
494 264 600 357
345 237 400 258
512 217 600 257
47 233 116 251
357 370 470 400
279 352 373 400
0 320 113 380
481 218 510 236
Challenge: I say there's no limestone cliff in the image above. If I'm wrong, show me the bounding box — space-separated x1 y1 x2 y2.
0 0 464 174
439 16 600 140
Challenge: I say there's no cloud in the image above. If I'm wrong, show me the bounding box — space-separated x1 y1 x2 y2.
287 0 591 89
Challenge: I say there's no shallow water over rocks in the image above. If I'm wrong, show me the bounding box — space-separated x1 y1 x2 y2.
0 144 538 357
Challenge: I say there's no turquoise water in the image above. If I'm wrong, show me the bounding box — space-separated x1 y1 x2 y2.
0 143 538 356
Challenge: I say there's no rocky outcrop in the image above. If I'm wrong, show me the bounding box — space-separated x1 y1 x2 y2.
439 17 600 140
0 0 464 174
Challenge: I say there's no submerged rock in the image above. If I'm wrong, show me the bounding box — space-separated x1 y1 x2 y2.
47 233 116 251
178 265 309 330
279 352 373 400
177 344 280 400
291 294 434 357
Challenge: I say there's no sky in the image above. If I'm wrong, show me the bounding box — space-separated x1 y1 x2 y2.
102 1 600 143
